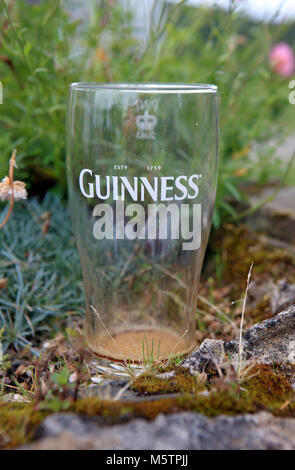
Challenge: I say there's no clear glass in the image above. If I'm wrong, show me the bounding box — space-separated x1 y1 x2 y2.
66 83 219 362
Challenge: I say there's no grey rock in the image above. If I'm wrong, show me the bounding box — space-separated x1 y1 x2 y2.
83 379 182 402
84 379 135 400
244 186 295 243
181 304 295 375
17 306 295 451
179 339 226 376
21 411 295 450
250 134 295 166
247 279 295 315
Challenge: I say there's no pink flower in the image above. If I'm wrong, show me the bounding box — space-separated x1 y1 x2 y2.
269 42 295 78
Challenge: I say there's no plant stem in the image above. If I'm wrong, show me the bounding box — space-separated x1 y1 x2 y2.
237 262 253 376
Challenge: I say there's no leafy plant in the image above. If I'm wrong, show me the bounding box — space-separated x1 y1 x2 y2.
37 366 73 412
0 0 294 224
1 0 295 352
0 194 84 351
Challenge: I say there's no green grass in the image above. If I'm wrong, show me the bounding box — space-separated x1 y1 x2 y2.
1 0 295 226
0 194 84 352
1 0 295 353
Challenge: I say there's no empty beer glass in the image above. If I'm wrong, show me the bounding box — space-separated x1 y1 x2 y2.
66 83 218 362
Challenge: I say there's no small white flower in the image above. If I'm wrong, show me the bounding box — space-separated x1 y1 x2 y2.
0 176 27 201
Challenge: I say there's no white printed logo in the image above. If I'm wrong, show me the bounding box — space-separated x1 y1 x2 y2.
79 170 202 251
136 110 157 140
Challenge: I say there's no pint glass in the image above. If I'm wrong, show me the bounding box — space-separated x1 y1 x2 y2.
66 83 218 362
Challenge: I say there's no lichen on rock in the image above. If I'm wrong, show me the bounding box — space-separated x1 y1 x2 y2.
180 304 295 376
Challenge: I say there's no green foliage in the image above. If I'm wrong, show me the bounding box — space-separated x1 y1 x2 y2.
1 1 294 351
0 328 11 383
37 395 71 412
38 366 73 412
0 194 83 351
0 0 294 221
50 366 70 387
2 363 295 449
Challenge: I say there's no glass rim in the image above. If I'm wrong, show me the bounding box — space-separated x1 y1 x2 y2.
69 82 218 94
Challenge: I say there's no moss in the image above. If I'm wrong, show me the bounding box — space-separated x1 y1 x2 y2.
0 402 49 449
209 224 295 324
243 364 294 409
250 295 272 323
180 390 256 416
274 401 295 418
72 398 129 423
217 225 295 290
131 367 204 395
71 391 255 421
1 364 295 449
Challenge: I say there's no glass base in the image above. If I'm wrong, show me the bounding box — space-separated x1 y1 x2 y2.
87 327 196 363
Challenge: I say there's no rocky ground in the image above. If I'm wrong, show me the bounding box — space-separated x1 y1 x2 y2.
1 186 295 450
17 305 295 450
19 411 295 450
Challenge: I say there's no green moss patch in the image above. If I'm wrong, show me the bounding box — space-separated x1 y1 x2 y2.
0 402 49 449
216 225 295 287
242 364 294 408
1 363 295 449
131 367 205 395
196 224 295 340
